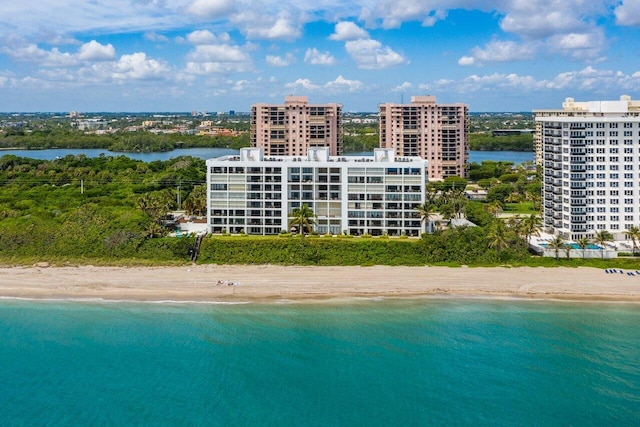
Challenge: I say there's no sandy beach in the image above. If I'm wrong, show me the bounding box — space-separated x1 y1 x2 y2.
1 264 640 303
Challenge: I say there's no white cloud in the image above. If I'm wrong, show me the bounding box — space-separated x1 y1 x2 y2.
144 32 169 43
325 75 363 92
304 48 335 65
345 38 407 69
615 0 640 26
359 1 454 29
184 0 235 19
185 44 253 74
111 52 170 80
285 75 364 93
77 41 116 61
186 30 231 45
285 78 320 91
458 56 475 66
266 53 294 67
329 21 369 41
392 81 413 92
1 43 77 67
547 29 607 61
237 11 302 41
473 40 537 63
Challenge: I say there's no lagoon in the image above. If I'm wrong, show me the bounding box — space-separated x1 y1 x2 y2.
1 148 535 164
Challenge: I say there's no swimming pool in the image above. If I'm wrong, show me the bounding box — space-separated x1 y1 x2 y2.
540 243 602 250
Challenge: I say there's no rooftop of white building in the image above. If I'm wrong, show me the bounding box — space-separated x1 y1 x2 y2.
207 147 425 164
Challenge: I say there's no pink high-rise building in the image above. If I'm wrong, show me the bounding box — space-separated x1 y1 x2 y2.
379 96 469 180
251 96 343 156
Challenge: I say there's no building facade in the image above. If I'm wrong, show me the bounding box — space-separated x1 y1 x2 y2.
535 96 640 240
379 95 469 180
206 147 428 236
251 96 343 157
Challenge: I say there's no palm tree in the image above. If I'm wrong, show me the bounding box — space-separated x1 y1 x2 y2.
521 213 542 245
576 237 590 259
593 230 614 259
183 184 207 217
487 219 509 257
564 243 573 260
288 204 316 244
624 225 640 255
415 201 435 233
485 200 503 218
547 235 565 261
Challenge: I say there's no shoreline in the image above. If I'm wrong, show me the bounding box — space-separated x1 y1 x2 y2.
2 265 640 303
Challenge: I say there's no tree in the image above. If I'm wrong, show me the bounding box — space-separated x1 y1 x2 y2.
593 230 614 259
485 200 503 217
576 237 590 259
624 225 640 255
415 201 435 233
184 184 207 217
288 204 316 244
547 235 565 261
521 213 541 245
486 219 509 256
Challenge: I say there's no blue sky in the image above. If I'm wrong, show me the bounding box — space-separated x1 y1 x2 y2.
1 0 639 112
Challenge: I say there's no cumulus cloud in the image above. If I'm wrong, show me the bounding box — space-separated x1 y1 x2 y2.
458 56 475 66
266 53 294 67
77 40 116 61
236 11 302 41
461 40 538 65
425 66 640 99
285 78 320 91
360 0 453 29
1 40 116 67
185 43 253 74
110 52 169 80
615 0 640 26
329 21 369 41
285 75 364 93
304 48 335 65
184 0 235 19
186 30 230 45
325 75 363 92
345 38 406 69
547 29 607 61
328 20 405 69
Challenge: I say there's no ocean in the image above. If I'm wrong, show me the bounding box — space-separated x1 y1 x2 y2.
1 298 638 426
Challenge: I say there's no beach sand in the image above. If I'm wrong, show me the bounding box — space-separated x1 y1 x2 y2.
1 265 639 302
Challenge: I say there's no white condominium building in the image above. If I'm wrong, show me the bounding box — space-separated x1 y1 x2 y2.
251 96 343 157
379 95 469 180
206 147 428 236
534 96 640 240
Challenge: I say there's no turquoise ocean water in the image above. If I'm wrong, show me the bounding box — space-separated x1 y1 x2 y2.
1 298 638 426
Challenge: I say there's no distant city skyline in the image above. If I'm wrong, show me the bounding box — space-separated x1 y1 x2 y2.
1 1 639 112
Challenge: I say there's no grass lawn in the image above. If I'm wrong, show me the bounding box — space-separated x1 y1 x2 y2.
502 202 539 214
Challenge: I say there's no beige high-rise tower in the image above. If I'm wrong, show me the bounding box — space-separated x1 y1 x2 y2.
379 95 469 180
251 96 343 156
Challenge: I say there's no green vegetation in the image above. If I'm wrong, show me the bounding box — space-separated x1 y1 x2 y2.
198 226 530 266
1 128 250 152
0 154 205 265
1 153 638 269
469 133 533 151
